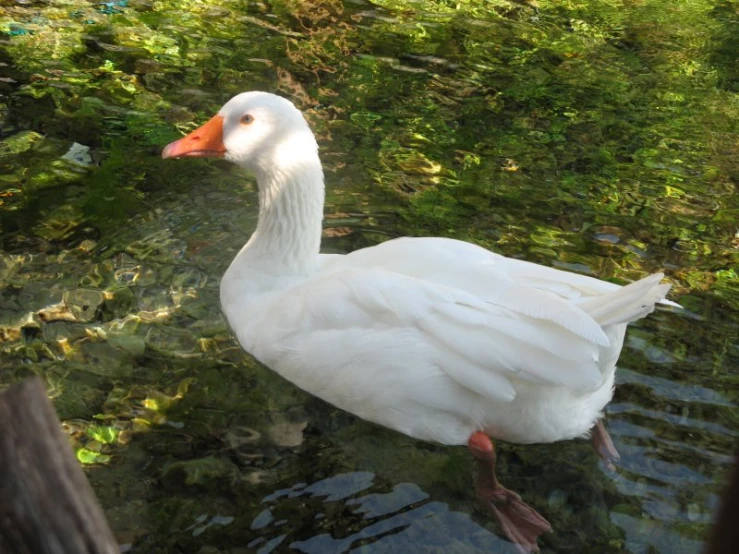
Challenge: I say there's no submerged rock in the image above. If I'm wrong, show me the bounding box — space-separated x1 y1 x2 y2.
145 326 200 358
33 204 86 242
266 418 308 448
64 288 105 322
162 456 240 488
0 130 44 154
102 286 135 321
38 288 104 323
107 334 146 360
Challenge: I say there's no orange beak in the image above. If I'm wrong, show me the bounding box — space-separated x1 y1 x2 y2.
162 115 226 159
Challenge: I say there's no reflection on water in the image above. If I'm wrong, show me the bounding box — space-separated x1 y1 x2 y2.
611 512 704 554
1 0 738 553
250 472 518 554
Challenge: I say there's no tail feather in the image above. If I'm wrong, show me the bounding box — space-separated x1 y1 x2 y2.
578 273 674 327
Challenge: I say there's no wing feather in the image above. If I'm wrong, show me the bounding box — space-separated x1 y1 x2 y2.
258 268 607 405
421 304 602 388
435 348 516 402
494 286 610 346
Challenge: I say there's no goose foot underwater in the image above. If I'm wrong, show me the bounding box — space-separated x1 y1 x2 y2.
469 432 552 554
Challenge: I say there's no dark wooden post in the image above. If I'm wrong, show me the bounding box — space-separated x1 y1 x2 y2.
705 450 739 554
0 377 119 553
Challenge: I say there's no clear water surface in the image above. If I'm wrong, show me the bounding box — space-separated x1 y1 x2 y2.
1 1 737 553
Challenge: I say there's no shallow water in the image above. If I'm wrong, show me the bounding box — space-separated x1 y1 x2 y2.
1 1 737 553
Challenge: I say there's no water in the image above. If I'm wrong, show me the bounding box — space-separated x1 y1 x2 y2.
1 1 737 552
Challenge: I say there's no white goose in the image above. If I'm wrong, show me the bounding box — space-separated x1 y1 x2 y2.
163 91 675 553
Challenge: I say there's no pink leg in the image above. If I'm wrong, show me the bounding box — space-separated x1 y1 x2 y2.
468 432 551 554
591 420 620 471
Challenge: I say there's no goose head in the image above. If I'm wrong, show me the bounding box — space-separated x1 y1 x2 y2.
162 92 319 175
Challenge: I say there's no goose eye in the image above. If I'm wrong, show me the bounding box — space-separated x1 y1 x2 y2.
240 114 254 125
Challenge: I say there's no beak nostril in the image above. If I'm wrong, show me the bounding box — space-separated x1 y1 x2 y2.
162 114 224 159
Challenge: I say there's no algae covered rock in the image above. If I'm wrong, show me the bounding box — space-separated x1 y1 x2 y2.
161 456 241 488
38 288 104 323
102 286 135 321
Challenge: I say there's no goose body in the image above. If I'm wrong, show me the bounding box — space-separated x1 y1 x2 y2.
163 91 674 552
222 234 666 446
